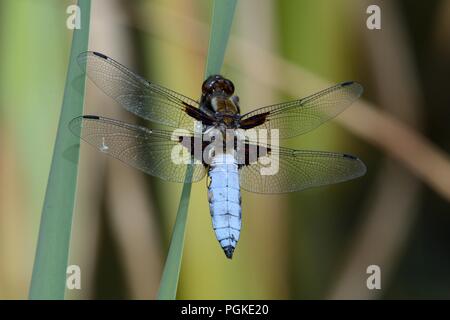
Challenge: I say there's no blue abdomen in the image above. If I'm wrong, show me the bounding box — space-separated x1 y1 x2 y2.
208 154 241 259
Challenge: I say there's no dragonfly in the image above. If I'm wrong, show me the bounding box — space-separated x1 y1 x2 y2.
70 51 366 259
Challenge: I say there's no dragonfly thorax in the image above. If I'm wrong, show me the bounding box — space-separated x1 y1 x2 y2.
212 112 241 129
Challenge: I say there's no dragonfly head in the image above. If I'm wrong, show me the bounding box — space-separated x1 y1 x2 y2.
202 75 235 98
201 75 241 116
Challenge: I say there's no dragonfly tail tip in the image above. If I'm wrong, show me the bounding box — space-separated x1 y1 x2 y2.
223 246 235 259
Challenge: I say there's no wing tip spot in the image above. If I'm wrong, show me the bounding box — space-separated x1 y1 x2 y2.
93 51 108 60
83 115 100 120
341 81 354 87
343 153 357 160
343 153 368 176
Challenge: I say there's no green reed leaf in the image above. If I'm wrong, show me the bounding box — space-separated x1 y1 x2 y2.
29 0 91 300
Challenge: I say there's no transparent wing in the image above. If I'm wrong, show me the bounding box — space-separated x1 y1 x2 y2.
70 115 207 183
78 51 198 131
239 82 363 139
239 145 366 194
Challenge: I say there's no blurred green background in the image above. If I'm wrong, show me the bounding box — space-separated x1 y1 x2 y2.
1 0 450 299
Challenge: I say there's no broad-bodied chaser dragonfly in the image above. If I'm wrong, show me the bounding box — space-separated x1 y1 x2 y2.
70 51 366 259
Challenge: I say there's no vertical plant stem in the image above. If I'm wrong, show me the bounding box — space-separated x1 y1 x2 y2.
157 0 237 300
205 0 238 77
156 167 193 300
29 0 91 300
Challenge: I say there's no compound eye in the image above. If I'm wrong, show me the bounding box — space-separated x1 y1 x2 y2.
202 77 219 94
222 80 235 95
213 79 234 96
202 75 234 96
